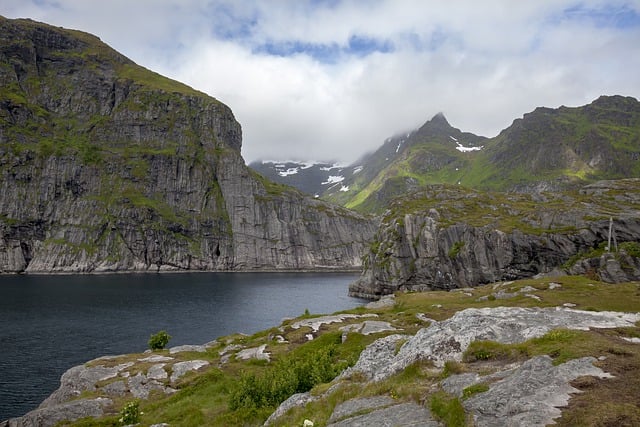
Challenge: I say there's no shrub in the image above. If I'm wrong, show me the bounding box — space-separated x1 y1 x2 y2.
148 330 171 350
430 391 466 426
229 345 344 410
448 241 465 259
119 400 140 425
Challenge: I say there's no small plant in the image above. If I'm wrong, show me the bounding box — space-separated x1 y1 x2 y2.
462 383 490 399
448 241 465 259
119 400 140 425
441 360 465 378
148 330 171 350
430 391 467 426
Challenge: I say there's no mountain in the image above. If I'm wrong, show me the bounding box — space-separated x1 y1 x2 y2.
322 96 640 214
0 16 376 273
248 160 351 197
323 112 488 213
350 179 640 299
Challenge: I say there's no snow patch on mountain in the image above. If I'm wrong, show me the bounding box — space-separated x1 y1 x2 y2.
322 176 345 185
450 136 483 153
352 166 363 174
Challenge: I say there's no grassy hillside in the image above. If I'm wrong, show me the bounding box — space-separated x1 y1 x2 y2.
62 275 640 426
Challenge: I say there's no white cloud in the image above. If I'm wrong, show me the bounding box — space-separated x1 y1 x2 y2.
4 0 640 163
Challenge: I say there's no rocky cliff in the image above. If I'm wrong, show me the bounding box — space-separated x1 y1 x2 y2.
0 17 375 273
350 179 640 299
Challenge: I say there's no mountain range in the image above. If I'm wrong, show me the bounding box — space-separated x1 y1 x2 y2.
254 96 640 214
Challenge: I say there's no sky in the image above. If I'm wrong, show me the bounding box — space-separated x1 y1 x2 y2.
3 1 640 164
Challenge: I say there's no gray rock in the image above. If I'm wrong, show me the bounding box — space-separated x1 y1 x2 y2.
340 321 399 342
365 294 395 309
170 360 209 382
348 307 640 381
236 344 270 361
147 364 168 380
168 344 207 354
327 402 439 427
127 373 167 399
464 356 612 427
290 314 377 332
102 380 127 396
1 398 111 427
328 396 395 423
263 392 317 426
138 355 174 363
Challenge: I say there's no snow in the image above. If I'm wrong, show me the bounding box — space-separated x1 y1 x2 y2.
352 166 363 174
339 185 350 192
322 175 345 185
452 138 484 152
278 167 299 177
396 139 404 153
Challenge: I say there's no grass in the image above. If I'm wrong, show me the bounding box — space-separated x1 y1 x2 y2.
50 276 640 426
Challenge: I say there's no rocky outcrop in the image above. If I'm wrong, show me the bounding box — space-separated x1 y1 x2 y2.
0 17 375 273
350 181 640 299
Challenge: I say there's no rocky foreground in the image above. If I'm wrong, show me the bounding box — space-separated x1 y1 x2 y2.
3 276 640 426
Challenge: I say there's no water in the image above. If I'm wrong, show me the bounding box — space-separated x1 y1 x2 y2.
0 272 364 420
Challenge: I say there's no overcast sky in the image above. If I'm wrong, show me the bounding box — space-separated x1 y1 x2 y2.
4 1 640 163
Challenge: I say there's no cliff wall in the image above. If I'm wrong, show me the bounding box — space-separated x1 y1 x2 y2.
0 17 375 273
350 180 640 299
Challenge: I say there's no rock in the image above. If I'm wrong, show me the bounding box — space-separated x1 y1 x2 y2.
168 344 207 354
147 364 168 380
127 372 175 399
348 307 640 381
102 380 127 396
39 363 130 407
170 360 209 382
462 356 613 426
235 344 270 362
365 294 395 309
350 182 640 299
1 398 112 427
327 402 439 427
327 396 395 423
0 16 376 274
264 392 317 426
138 355 174 363
340 321 399 342
290 314 377 332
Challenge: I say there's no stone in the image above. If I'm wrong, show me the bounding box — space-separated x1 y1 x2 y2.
290 314 377 333
138 355 174 363
236 344 270 361
147 364 168 380
327 396 395 423
340 321 399 342
127 373 167 399
347 307 640 382
0 398 112 427
264 392 317 426
168 344 207 354
365 294 395 309
463 356 613 426
327 402 439 427
170 360 210 382
102 380 127 397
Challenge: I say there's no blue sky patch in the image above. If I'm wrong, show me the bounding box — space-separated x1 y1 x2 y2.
562 3 640 28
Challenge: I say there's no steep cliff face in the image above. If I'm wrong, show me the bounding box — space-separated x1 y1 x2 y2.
350 180 640 299
0 17 375 273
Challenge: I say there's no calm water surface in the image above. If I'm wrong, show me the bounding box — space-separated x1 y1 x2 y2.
0 272 364 420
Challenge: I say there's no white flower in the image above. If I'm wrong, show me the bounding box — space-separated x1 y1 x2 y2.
303 420 314 427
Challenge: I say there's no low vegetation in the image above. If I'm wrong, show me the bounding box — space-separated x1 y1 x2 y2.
56 275 640 427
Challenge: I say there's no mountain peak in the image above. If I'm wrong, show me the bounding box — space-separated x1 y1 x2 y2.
432 112 449 124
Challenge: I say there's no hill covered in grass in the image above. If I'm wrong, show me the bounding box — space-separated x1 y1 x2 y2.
5 275 639 426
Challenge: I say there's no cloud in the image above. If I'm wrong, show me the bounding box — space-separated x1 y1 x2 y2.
4 0 640 163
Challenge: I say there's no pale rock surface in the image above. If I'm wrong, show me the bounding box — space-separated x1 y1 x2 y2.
168 344 207 354
236 344 270 361
290 314 377 332
170 360 210 382
348 307 640 381
327 402 439 427
0 398 112 427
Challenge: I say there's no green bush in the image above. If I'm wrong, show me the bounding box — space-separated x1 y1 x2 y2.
229 345 345 411
148 330 171 350
430 391 466 426
119 400 140 425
